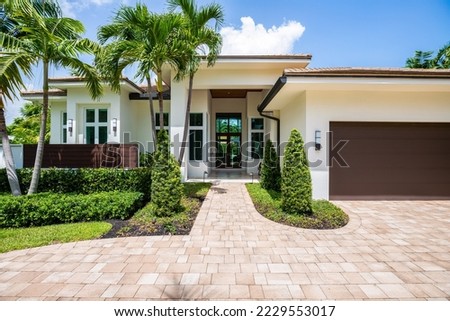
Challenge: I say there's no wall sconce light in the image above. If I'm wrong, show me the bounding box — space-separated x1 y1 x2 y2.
68 119 73 137
112 118 118 136
315 130 322 151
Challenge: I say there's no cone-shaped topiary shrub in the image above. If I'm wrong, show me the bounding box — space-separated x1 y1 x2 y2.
151 130 183 217
260 139 281 191
281 129 313 215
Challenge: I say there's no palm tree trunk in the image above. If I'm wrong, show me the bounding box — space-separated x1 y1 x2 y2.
28 60 49 195
147 76 157 147
178 73 194 165
0 95 22 196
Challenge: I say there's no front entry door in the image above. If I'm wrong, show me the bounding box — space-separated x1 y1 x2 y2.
216 113 242 168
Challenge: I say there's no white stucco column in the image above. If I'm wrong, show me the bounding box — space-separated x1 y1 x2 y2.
170 78 189 181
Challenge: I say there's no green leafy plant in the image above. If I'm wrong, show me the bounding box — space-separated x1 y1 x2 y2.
260 139 281 191
281 129 313 215
0 191 143 228
0 167 152 200
150 130 183 216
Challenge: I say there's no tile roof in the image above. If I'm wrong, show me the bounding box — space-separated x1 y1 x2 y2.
21 89 67 97
284 67 450 78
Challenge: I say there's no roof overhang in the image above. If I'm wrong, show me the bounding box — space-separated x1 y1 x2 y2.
48 77 144 93
259 68 450 112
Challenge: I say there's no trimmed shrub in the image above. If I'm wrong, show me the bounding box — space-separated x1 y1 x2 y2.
151 130 183 217
0 191 144 228
0 167 152 200
281 129 313 215
260 139 281 191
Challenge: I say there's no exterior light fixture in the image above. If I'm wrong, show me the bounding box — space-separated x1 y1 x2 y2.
68 119 73 136
112 118 118 136
315 130 322 151
203 171 208 183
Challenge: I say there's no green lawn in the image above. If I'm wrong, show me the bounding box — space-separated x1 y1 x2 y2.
246 183 349 229
0 222 112 253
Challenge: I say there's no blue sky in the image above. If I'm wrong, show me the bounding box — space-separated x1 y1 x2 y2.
5 0 450 122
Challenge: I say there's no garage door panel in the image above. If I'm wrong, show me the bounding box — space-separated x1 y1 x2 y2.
329 122 450 200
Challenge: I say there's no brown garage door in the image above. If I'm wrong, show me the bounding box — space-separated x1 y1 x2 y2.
329 122 450 200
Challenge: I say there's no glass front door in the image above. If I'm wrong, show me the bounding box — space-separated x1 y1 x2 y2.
216 113 242 168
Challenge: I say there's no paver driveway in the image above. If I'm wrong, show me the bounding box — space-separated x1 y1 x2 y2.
0 183 449 300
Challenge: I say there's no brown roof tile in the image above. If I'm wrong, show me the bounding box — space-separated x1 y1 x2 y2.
21 89 67 97
284 67 450 78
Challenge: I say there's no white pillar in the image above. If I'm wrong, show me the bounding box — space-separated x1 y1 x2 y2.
170 78 189 181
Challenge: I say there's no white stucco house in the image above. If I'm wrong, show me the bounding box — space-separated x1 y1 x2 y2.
21 55 450 200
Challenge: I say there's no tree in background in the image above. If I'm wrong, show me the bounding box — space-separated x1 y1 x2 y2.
8 102 50 144
260 139 281 192
406 42 450 69
281 129 312 215
0 0 102 194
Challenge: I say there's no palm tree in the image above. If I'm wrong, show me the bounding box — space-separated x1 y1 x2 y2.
98 4 187 143
434 42 450 69
0 0 39 196
405 50 434 69
0 0 102 194
168 0 223 164
405 42 450 69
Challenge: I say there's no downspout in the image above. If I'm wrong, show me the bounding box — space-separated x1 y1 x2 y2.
257 76 287 156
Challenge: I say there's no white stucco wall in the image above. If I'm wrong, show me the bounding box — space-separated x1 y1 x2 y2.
0 145 23 169
279 89 450 200
49 101 67 144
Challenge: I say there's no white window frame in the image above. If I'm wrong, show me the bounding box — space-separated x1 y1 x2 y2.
189 113 205 162
61 112 68 144
249 117 265 160
84 107 109 144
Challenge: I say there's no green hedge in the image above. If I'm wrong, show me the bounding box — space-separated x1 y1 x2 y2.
0 191 144 228
0 168 152 200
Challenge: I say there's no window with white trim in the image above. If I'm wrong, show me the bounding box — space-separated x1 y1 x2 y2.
250 117 264 159
62 112 67 143
155 112 169 136
85 108 108 144
189 113 203 161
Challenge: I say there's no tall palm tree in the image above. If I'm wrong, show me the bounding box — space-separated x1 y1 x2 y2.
405 50 434 69
98 4 158 144
0 0 40 196
434 42 450 69
168 0 223 164
0 0 102 194
98 4 187 143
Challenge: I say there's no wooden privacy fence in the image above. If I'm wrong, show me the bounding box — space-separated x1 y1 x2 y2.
23 144 139 168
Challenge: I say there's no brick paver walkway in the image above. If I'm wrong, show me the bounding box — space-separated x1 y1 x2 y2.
0 183 449 300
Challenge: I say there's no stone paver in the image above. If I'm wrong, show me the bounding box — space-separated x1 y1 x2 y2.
1 182 449 300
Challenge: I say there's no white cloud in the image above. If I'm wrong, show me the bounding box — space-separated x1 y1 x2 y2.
58 0 119 18
220 17 305 55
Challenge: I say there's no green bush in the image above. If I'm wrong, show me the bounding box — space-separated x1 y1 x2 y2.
0 191 143 228
0 167 152 200
151 130 183 217
260 139 281 192
281 129 313 215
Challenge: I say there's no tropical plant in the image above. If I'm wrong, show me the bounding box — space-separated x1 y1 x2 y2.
434 42 450 68
168 0 223 164
0 0 102 194
260 139 281 191
151 130 183 217
8 102 50 144
98 4 187 144
281 129 312 215
405 42 450 69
